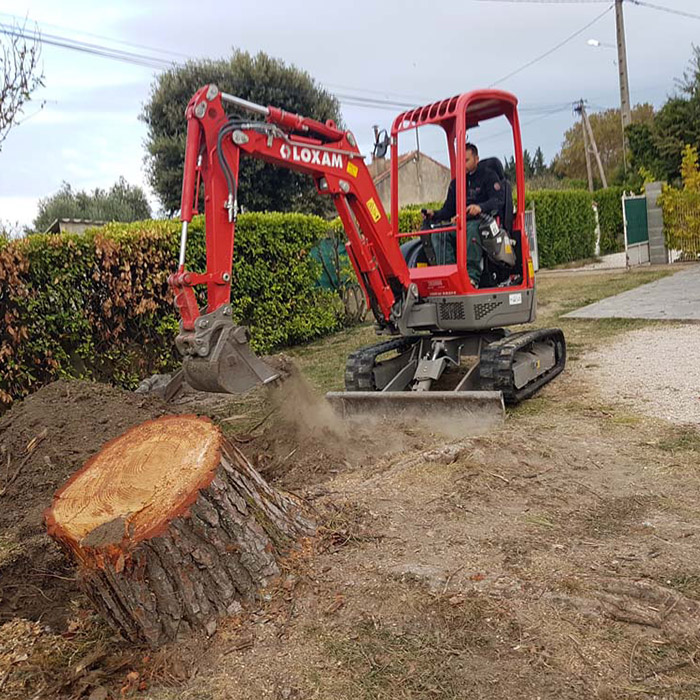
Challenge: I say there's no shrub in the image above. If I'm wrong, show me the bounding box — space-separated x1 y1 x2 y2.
659 188 700 258
525 190 596 267
0 213 341 405
594 187 625 255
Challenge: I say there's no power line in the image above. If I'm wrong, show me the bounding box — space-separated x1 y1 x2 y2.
479 104 573 142
1 11 640 126
0 22 418 111
0 12 191 60
1 19 582 118
488 4 614 87
475 1 607 3
628 0 700 21
0 23 174 70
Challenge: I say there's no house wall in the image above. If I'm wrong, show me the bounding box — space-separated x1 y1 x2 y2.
58 221 96 235
373 154 451 211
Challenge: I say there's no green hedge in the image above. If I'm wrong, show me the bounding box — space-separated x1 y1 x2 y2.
525 190 596 267
594 187 625 255
399 191 605 267
0 213 341 405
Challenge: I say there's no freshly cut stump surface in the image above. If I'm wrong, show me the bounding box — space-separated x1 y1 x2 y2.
45 414 314 647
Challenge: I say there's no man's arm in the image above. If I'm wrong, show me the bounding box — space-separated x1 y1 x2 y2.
430 179 456 222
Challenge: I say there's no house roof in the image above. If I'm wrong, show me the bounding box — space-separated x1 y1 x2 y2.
372 150 449 186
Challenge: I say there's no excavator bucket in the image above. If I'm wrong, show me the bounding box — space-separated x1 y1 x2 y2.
325 390 505 431
178 320 280 394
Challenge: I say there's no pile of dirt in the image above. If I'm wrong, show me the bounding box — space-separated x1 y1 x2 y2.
0 380 168 630
0 365 428 634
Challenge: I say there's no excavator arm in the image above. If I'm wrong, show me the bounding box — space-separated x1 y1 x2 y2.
168 84 411 393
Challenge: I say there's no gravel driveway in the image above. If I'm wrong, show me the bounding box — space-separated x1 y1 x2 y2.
583 324 700 426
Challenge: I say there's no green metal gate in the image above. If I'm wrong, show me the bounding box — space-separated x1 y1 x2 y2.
623 194 649 265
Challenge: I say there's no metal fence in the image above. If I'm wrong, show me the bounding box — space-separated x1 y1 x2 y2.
523 209 539 271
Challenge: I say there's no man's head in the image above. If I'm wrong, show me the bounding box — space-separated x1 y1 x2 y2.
465 143 479 174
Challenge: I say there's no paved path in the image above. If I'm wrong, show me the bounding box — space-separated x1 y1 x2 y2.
564 265 700 321
577 252 627 271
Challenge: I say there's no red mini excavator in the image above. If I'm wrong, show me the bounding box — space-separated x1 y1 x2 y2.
168 84 565 422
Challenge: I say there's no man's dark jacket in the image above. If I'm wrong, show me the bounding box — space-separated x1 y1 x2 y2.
432 162 504 222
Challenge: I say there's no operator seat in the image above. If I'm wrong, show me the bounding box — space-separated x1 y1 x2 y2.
478 157 520 288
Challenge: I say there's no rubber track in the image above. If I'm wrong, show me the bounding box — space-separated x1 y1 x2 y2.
479 328 566 405
344 337 419 392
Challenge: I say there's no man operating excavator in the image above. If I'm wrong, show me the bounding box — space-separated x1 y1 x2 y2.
423 142 504 287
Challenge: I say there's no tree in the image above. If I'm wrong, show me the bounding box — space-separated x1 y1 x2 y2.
504 154 516 181
627 46 700 184
0 220 26 240
679 43 700 100
627 121 664 180
680 144 700 192
33 177 151 232
142 50 343 216
532 147 547 177
1 21 43 151
553 104 655 185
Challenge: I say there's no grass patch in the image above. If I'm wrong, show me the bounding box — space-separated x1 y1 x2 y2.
321 592 514 699
656 428 700 454
510 396 550 418
576 495 658 538
0 535 20 567
661 574 700 599
524 513 558 529
288 323 378 393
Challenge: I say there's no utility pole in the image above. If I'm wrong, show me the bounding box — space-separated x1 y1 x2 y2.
615 0 632 171
577 101 594 192
575 100 608 190
615 0 632 132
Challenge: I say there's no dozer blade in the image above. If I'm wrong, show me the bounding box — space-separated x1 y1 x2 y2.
325 390 505 431
181 323 280 394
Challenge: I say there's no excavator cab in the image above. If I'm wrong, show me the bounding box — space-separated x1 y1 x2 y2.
392 91 529 296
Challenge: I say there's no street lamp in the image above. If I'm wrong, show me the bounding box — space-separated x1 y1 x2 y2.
587 38 616 49
586 33 632 173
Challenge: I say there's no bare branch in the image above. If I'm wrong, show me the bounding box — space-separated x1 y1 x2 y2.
0 19 44 150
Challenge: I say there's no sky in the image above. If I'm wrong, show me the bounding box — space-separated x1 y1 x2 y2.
0 0 698 230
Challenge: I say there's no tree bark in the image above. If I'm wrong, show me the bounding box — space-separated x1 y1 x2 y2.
45 414 314 647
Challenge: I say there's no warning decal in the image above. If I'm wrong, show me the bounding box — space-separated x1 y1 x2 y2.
366 197 381 222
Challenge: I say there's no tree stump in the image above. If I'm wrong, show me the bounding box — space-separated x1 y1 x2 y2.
44 414 314 647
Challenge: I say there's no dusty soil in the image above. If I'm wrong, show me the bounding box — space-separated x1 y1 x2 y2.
1 334 700 698
0 381 168 630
